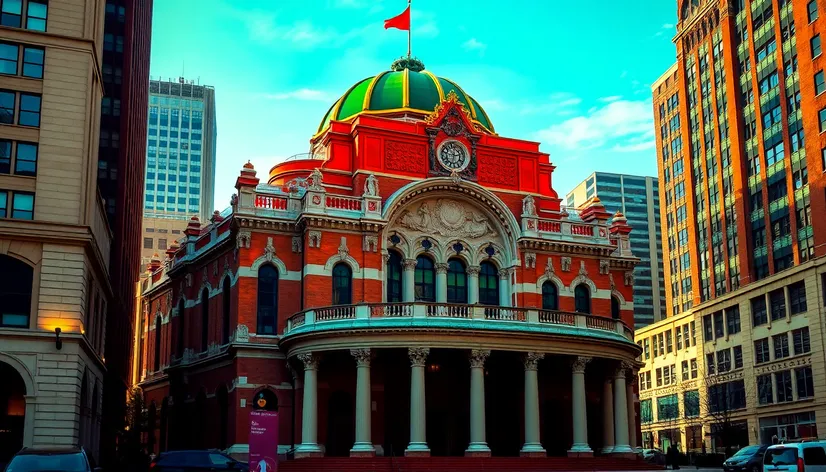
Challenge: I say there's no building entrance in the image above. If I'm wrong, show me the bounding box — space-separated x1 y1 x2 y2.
0 361 26 464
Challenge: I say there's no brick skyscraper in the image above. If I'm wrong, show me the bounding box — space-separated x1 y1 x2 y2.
654 0 826 317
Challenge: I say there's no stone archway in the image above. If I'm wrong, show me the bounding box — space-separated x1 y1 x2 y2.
0 361 27 463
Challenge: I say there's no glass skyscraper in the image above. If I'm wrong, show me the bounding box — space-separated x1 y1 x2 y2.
566 172 665 327
144 78 217 222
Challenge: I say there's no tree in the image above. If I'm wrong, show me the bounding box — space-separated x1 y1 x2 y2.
700 354 753 457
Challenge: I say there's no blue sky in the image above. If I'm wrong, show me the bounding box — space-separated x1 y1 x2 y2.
150 0 678 211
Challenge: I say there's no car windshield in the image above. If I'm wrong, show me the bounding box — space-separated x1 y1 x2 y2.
734 446 760 457
6 452 87 472
764 448 798 466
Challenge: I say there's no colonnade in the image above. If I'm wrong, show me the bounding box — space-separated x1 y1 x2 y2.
292 349 637 458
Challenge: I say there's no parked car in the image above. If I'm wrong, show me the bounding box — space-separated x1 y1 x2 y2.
641 448 666 465
3 445 101 472
764 441 826 472
724 445 769 472
149 450 248 472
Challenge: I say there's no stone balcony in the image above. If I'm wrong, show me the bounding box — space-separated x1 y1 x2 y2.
283 303 634 344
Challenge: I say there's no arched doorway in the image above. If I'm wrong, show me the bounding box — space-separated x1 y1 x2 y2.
325 391 354 456
0 361 26 463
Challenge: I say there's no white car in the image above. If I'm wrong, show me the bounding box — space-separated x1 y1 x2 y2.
763 441 826 472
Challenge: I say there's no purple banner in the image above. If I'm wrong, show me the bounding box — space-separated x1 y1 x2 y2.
249 410 278 472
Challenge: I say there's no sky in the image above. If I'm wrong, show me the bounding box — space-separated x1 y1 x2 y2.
150 0 679 212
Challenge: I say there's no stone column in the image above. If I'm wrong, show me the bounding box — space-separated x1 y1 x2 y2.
406 347 430 456
601 379 614 454
612 363 633 454
568 356 593 457
403 259 417 302
466 349 491 456
467 266 480 304
521 352 545 457
498 268 511 307
435 263 449 303
626 371 637 449
295 353 322 457
350 349 375 456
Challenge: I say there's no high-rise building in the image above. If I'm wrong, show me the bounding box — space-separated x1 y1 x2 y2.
0 0 110 463
141 79 217 269
653 0 826 317
97 0 153 466
566 172 666 327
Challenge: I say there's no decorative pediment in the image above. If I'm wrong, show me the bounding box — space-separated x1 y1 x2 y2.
424 91 480 180
425 91 477 133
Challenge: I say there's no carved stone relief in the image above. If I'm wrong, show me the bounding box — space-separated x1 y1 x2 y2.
599 259 610 275
395 199 495 239
292 236 302 253
524 252 536 269
308 231 322 248
363 235 378 253
561 257 572 272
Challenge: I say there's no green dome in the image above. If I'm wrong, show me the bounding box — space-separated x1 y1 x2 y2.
317 59 495 135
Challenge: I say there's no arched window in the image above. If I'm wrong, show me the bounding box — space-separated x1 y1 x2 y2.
200 288 209 350
0 254 33 327
222 277 231 344
446 258 467 304
332 263 352 305
414 255 435 302
542 281 558 310
153 316 162 372
386 251 403 303
257 265 278 335
176 299 185 358
611 296 621 320
478 262 499 306
574 284 591 314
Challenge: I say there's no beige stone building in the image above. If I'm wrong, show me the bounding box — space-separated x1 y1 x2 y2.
139 215 187 272
0 0 109 464
636 258 826 452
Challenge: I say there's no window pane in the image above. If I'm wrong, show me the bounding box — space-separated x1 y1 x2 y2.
0 43 17 75
0 91 14 123
11 192 33 219
0 191 6 218
18 93 40 127
14 142 36 176
0 139 10 173
1 0 22 28
25 1 46 31
21 46 43 78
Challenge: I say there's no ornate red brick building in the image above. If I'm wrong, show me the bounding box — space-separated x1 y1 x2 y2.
135 58 642 461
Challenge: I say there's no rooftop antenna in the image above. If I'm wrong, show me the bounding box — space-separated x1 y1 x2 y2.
182 60 185 79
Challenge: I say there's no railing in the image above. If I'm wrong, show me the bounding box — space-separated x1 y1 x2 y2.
571 224 594 236
283 303 635 343
284 152 324 161
325 195 362 211
537 219 561 233
255 194 288 210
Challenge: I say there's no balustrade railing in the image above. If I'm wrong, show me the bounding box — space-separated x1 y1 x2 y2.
571 224 594 236
537 219 561 233
325 195 362 211
255 194 288 210
283 303 634 343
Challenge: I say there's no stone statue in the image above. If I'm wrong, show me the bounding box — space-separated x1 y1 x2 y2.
522 195 537 217
363 174 379 197
308 168 324 191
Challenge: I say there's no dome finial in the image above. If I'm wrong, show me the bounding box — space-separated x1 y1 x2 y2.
391 55 425 72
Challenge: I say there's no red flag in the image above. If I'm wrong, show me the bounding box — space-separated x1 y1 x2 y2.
384 6 410 31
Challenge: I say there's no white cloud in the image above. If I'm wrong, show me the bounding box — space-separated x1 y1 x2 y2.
262 89 334 102
662 23 674 29
534 99 654 152
599 95 623 103
462 38 487 55
518 92 582 115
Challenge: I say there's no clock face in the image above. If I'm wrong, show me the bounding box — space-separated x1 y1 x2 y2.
437 140 470 172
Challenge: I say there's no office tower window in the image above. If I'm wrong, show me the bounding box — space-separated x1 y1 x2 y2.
820 108 826 131
733 345 743 369
776 370 793 402
773 334 790 359
789 281 807 314
813 35 822 57
793 327 811 355
755 338 770 364
144 238 153 249
797 367 814 399
817 71 826 95
809 0 819 21
758 375 773 405
25 0 46 31
770 289 786 320
725 306 740 335
18 93 40 127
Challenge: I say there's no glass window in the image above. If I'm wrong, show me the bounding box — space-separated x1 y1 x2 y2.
542 280 558 310
776 370 793 402
574 284 590 313
0 90 15 124
797 366 814 399
789 281 807 314
0 253 33 327
257 265 278 335
0 139 10 173
14 142 36 176
446 258 467 304
758 374 774 405
0 42 17 75
21 46 42 78
713 311 724 338
717 348 731 372
611 296 620 319
813 35 822 57
386 251 402 303
640 399 653 423
810 0 819 21
414 256 435 302
332 263 352 305
734 345 743 369
11 191 32 219
793 327 811 355
0 190 6 218
752 296 768 325
817 71 826 95
820 108 826 132
17 93 40 127
143 237 152 249
1 0 22 28
478 261 499 306
25 0 46 31
770 289 786 320
774 334 790 359
657 394 679 421
684 390 700 417
755 338 770 363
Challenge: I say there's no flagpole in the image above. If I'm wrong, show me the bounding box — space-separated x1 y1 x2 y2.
407 0 411 57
